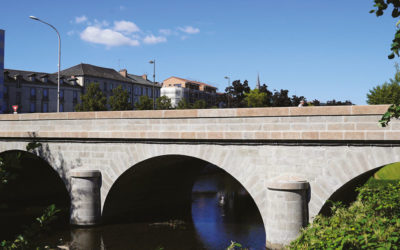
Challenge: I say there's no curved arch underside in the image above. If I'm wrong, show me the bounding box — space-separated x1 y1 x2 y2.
0 150 70 238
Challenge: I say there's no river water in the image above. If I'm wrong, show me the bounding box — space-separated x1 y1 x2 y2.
4 173 266 250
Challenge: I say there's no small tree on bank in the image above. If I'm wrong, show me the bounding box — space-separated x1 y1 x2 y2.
192 99 207 109
176 98 191 109
75 83 107 111
109 85 131 111
156 96 172 110
244 89 267 107
134 96 153 110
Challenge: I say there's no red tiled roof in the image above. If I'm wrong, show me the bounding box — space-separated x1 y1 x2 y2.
164 76 217 89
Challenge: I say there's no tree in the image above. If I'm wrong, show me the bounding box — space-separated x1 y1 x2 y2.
370 1 400 126
291 95 307 107
192 99 207 109
176 98 191 109
226 80 251 108
326 99 353 106
134 96 153 110
271 89 292 107
367 65 400 105
244 89 267 107
109 85 131 111
156 96 172 110
259 84 273 106
75 83 107 111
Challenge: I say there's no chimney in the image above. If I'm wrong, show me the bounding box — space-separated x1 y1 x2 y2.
119 69 127 78
142 74 147 80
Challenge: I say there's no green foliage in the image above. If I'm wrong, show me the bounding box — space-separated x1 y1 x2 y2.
134 95 154 110
226 80 251 108
379 103 400 127
109 85 131 111
374 162 400 180
156 96 172 110
244 89 267 107
370 0 400 59
176 98 191 109
368 65 400 105
75 83 107 111
26 142 42 153
192 99 207 109
226 241 248 250
289 181 400 249
1 204 60 249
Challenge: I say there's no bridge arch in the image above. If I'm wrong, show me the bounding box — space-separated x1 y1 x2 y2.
0 149 71 238
101 153 265 225
310 146 400 218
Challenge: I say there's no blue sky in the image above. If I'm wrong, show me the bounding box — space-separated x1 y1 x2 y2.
0 0 398 104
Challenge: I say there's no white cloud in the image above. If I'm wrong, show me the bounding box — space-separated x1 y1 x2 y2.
80 26 140 47
159 29 172 36
67 30 75 36
114 20 140 34
178 26 200 34
143 35 167 44
75 15 88 24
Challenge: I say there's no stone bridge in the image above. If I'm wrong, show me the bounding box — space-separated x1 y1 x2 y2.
0 105 399 248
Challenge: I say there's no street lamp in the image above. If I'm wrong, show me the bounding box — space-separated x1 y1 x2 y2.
30 16 61 113
149 60 156 110
224 76 230 108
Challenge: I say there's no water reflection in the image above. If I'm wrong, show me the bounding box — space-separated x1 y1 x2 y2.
4 172 265 249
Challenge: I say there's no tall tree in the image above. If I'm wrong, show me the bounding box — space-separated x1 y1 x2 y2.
271 89 292 107
259 84 273 106
134 96 153 110
75 83 107 111
367 64 400 105
156 96 172 110
109 85 131 111
226 80 251 108
291 95 307 107
244 89 267 107
370 1 400 126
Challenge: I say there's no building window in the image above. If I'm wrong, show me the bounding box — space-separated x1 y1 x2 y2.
73 90 78 103
104 82 107 92
30 87 36 100
60 103 64 112
128 87 132 94
42 102 48 113
109 83 114 92
16 92 21 104
60 90 64 101
43 88 49 101
30 102 35 113
4 86 8 99
174 84 182 87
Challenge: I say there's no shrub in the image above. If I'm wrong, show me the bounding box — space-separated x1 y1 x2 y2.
289 180 400 249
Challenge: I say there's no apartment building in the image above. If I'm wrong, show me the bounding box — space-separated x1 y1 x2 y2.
161 76 217 107
2 63 161 113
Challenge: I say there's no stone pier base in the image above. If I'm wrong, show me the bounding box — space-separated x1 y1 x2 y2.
265 176 309 249
70 169 102 226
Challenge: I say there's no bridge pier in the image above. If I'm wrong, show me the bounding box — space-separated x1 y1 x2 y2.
265 176 309 249
70 169 102 226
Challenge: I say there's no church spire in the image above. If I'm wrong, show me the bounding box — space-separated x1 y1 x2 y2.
256 73 260 90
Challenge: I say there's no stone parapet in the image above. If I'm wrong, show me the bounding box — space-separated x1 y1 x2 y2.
0 105 397 141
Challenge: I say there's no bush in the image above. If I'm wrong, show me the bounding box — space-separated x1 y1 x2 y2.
289 180 400 249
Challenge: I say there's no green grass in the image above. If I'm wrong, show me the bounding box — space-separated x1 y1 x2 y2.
374 162 400 180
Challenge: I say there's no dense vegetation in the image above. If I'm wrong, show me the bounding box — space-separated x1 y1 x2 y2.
289 169 400 249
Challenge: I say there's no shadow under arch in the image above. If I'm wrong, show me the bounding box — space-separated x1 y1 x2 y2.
318 164 388 216
0 150 70 239
102 154 265 224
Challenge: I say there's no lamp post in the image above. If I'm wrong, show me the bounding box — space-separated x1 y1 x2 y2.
30 16 61 113
149 60 156 110
224 76 230 108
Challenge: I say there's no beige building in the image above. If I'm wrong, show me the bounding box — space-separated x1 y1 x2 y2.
2 63 161 113
161 76 217 107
